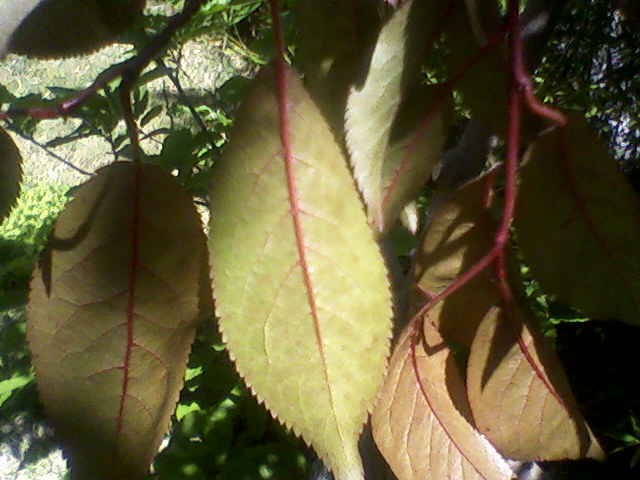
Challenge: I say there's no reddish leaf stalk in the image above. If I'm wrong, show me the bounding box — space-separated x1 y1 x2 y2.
410 0 576 430
268 0 342 439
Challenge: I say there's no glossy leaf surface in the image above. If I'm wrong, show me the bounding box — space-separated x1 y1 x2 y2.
0 128 22 223
516 116 640 326
208 63 392 480
6 0 144 58
467 305 604 461
28 162 207 479
372 323 514 480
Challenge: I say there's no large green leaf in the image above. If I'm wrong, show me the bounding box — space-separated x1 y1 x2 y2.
28 162 208 479
345 0 449 232
372 322 514 480
467 305 604 461
295 0 382 137
515 116 640 326
5 0 144 58
0 128 22 223
208 63 392 480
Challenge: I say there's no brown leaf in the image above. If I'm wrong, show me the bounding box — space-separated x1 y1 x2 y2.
28 162 208 479
467 304 604 461
414 173 499 348
372 322 514 480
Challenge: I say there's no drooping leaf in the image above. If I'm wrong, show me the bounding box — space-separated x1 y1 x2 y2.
6 0 144 58
295 0 382 136
467 305 604 461
515 116 640 326
371 322 514 480
380 84 451 232
208 63 392 480
441 2 507 133
345 0 449 231
27 162 208 480
0 128 23 223
414 172 500 348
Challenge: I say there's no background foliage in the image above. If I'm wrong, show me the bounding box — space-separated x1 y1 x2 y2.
0 0 639 479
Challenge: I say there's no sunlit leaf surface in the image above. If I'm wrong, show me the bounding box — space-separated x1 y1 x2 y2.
209 63 392 480
0 128 22 223
28 162 208 479
467 305 604 461
372 323 514 480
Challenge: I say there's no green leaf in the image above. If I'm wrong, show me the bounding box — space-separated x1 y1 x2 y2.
208 63 392 480
467 305 604 461
6 0 145 58
372 323 514 480
515 115 640 326
441 2 507 133
295 0 382 136
0 373 33 407
27 162 209 480
345 0 449 232
0 128 23 224
380 84 451 232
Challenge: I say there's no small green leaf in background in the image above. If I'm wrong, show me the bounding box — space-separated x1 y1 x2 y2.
345 0 449 232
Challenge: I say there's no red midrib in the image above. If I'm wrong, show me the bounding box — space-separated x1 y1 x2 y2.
272 61 343 444
111 163 142 464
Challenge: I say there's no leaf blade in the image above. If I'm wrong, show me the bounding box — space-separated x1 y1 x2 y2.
0 128 23 223
27 162 208 479
515 116 640 326
467 305 604 461
372 323 514 480
208 63 392 480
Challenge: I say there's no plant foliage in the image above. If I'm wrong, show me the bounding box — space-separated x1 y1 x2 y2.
0 0 639 479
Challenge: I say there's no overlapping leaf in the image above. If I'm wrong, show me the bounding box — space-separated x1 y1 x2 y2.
4 0 144 58
295 0 381 136
415 173 499 348
515 116 640 326
467 305 604 461
28 162 208 480
380 84 451 232
371 322 514 480
208 63 392 480
441 2 508 133
345 0 450 232
0 128 22 223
